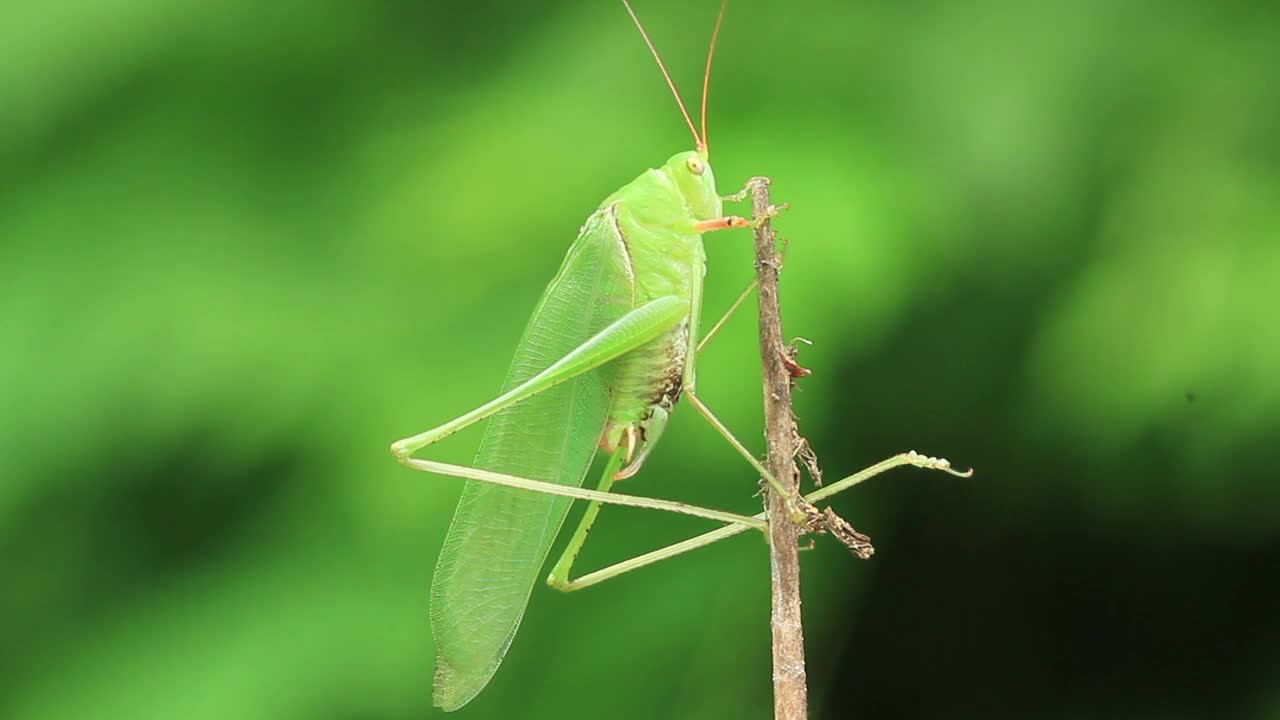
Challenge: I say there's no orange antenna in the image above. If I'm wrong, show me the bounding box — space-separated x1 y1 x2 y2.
700 0 728 156
622 0 704 152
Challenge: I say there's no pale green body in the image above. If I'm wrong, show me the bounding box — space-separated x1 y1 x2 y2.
388 2 974 713
597 154 721 447
390 153 970 711
428 150 721 710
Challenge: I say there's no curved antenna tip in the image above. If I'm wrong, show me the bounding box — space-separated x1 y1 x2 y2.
622 0 702 150
700 0 728 156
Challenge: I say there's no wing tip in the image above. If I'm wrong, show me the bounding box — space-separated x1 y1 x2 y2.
432 655 497 712
433 658 475 712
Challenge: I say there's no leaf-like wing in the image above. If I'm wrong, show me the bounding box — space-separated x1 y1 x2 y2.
430 206 634 710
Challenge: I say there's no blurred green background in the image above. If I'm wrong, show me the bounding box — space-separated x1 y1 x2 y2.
4 0 1278 718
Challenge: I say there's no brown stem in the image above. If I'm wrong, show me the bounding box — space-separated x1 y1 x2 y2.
750 177 808 720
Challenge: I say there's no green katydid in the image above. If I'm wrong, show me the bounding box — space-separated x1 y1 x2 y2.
391 0 970 711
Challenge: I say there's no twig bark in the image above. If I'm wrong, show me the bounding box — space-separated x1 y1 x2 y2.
750 177 808 720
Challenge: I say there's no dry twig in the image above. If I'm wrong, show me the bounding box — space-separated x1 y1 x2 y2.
750 177 809 720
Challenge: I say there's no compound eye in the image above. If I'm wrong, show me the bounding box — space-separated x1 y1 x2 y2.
685 156 706 176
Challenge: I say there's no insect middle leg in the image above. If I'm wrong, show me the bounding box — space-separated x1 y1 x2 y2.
720 176 790 226
683 390 803 517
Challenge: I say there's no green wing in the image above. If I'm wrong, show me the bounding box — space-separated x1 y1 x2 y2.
430 205 635 710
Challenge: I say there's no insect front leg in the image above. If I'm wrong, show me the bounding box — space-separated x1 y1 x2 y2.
720 177 761 204
717 176 790 227
694 216 751 232
693 207 785 231
693 199 789 232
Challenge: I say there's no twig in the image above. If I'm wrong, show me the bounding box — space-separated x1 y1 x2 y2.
750 177 808 720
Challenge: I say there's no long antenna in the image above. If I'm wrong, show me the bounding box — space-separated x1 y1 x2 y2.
621 0 704 152
700 0 728 155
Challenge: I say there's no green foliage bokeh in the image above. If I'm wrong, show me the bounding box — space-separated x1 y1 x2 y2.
3 1 1278 718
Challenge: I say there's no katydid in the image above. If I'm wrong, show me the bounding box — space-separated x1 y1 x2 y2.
391 0 969 711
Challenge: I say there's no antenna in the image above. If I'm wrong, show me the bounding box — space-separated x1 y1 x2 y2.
700 0 728 155
621 0 704 152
